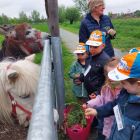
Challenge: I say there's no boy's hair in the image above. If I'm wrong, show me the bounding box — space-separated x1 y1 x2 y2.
102 57 120 91
126 78 140 85
104 57 120 77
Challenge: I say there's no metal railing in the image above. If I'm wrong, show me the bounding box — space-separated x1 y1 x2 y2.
27 39 58 140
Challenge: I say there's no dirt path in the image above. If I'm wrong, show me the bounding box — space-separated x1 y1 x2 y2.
60 28 127 57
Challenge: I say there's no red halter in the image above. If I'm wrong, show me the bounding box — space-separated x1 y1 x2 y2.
8 92 32 121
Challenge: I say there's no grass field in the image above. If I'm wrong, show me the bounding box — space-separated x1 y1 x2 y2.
62 42 76 103
60 18 140 51
0 35 4 43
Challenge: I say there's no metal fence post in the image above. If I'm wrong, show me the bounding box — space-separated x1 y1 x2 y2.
51 37 65 125
27 40 58 140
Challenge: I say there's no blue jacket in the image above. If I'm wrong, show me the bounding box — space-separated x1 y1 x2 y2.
79 13 115 57
69 61 88 98
96 89 140 140
84 51 110 95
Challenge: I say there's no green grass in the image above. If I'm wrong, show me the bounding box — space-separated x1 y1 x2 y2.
32 23 49 32
34 52 43 64
62 42 76 103
60 18 140 51
0 36 4 44
60 22 80 34
112 18 140 51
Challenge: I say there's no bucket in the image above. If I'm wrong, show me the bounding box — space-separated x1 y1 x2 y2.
64 105 94 140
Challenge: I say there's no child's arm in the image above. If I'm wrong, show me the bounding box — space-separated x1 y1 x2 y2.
69 62 81 85
68 62 78 79
87 86 109 107
87 95 104 108
85 99 117 118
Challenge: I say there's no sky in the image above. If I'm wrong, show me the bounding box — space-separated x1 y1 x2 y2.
0 0 139 18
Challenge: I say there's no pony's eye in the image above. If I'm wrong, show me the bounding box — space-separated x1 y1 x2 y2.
25 31 31 35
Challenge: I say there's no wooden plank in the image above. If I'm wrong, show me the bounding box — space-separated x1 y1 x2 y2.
45 0 60 36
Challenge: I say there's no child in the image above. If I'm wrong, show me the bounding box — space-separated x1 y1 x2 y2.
83 57 122 139
69 43 88 103
78 30 110 140
80 30 110 98
85 52 140 140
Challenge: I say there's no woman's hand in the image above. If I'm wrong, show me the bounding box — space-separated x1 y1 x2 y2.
107 28 116 37
85 108 97 117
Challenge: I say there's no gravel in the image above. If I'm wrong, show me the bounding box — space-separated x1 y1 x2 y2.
0 121 28 140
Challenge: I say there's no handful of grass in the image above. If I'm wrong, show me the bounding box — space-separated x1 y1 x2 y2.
66 102 87 127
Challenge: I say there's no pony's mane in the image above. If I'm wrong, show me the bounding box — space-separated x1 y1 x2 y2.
6 59 40 97
0 66 12 123
0 58 40 124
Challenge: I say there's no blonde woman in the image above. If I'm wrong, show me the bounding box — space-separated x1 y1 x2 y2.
79 0 116 57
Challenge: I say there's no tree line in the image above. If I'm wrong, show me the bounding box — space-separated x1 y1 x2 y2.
59 0 140 24
59 6 81 24
0 10 47 25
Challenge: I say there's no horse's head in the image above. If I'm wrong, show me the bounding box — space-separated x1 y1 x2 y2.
0 23 31 39
0 54 40 126
0 54 40 97
0 23 50 59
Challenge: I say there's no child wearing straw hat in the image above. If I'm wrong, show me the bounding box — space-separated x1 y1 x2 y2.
69 43 88 103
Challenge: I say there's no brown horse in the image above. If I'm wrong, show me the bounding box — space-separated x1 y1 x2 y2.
0 23 50 60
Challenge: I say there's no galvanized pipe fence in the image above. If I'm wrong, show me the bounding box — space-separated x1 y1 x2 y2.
27 38 65 140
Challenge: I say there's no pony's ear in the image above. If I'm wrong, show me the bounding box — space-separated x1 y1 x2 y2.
25 54 36 62
7 69 19 81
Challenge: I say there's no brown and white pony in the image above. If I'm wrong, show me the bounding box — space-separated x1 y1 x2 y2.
0 23 50 60
0 54 58 126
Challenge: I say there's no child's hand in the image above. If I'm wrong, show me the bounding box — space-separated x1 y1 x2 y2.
74 79 81 85
75 74 80 78
85 108 97 117
89 93 96 99
82 103 87 110
82 103 90 119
